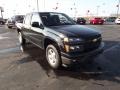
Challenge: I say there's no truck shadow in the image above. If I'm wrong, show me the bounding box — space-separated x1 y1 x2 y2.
17 40 120 84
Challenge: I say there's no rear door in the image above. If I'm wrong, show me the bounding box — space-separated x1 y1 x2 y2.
22 14 32 40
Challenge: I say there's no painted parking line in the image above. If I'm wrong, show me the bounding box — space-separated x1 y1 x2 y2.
0 36 9 40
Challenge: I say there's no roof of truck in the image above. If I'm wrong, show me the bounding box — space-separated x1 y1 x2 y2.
27 12 63 14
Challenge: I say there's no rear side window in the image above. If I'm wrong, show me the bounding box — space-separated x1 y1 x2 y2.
15 16 24 21
24 14 31 25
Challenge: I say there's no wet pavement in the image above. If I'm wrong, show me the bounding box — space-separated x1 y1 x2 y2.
0 25 120 90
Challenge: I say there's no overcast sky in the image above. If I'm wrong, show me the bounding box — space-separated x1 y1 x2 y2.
0 0 119 18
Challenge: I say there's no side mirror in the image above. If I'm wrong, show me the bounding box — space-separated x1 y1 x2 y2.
39 24 44 29
32 22 39 28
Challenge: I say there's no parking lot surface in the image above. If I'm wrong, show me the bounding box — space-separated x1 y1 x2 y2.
0 25 120 90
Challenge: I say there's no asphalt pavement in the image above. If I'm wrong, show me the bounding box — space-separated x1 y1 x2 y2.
0 25 120 90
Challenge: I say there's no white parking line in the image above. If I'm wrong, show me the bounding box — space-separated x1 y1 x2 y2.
0 36 9 40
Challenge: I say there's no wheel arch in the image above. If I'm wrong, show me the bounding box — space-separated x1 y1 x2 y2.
17 28 21 33
44 37 61 51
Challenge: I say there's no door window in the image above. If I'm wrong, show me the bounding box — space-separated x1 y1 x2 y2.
31 13 41 25
24 14 31 25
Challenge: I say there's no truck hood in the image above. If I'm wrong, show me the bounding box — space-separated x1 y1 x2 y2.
49 25 101 39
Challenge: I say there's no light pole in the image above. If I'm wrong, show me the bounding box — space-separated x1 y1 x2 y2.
71 3 77 18
44 0 45 11
96 6 100 16
37 0 39 12
13 10 16 15
117 0 120 17
0 7 3 18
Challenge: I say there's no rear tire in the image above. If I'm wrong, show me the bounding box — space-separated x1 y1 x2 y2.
46 44 62 69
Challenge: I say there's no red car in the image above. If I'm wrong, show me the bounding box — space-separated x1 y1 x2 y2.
90 18 104 25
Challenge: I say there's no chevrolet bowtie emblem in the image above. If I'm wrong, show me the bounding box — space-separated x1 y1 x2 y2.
93 39 97 42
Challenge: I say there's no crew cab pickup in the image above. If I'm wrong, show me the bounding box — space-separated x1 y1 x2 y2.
16 12 104 69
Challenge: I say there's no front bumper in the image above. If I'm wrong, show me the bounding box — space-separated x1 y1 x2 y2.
61 42 104 64
94 21 103 24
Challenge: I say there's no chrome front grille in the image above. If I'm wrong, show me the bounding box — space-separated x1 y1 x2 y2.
84 37 101 52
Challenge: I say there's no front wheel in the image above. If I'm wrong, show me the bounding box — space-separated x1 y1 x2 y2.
46 45 62 69
18 32 26 52
18 32 26 45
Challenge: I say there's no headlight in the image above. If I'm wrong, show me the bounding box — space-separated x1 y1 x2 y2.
63 37 84 52
64 45 84 52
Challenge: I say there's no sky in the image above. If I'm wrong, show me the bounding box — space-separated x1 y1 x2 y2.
0 0 119 18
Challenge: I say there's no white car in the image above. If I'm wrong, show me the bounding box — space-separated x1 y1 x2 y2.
115 18 120 24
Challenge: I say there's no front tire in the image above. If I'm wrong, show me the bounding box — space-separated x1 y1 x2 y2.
46 45 61 69
18 32 26 52
18 32 26 45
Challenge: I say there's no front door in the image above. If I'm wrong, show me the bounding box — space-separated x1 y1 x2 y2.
30 13 45 49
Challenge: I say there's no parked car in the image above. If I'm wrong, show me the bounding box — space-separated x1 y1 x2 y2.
6 15 24 29
90 17 104 25
115 17 120 24
0 18 5 25
4 19 8 23
76 17 86 24
16 12 104 69
105 17 116 22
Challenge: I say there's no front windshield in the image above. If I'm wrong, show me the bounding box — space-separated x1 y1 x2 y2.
40 12 76 26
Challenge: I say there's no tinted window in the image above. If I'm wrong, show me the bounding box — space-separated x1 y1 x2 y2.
95 18 101 19
24 14 31 25
31 13 41 25
77 18 85 20
40 12 75 26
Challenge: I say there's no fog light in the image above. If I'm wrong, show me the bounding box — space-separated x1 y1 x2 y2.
69 46 81 50
70 46 75 50
76 46 80 49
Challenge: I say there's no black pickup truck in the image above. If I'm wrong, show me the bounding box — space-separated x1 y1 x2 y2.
16 12 104 69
